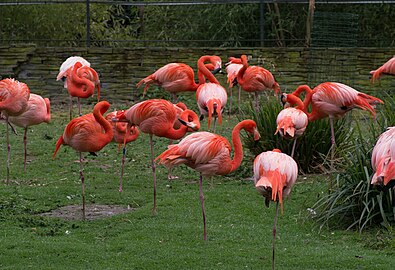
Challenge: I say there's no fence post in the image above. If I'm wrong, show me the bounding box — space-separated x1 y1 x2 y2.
260 0 265 47
86 0 91 47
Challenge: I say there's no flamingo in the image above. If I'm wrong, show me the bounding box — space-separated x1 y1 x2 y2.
8 93 51 171
225 57 243 114
284 82 383 169
53 101 113 219
56 57 100 119
196 82 228 132
156 119 261 241
0 78 30 183
276 93 308 157
196 56 228 131
105 111 140 192
253 149 298 270
114 99 201 214
136 55 222 102
370 127 395 221
235 55 281 110
370 56 395 83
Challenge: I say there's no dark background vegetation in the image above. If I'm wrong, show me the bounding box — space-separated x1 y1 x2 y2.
0 0 394 47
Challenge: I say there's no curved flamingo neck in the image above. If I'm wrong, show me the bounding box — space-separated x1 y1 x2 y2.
229 122 247 173
236 55 248 85
68 62 95 97
93 102 113 143
286 94 305 112
197 56 219 84
293 85 313 110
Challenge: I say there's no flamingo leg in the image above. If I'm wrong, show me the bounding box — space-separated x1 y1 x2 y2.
290 138 297 158
8 122 17 135
199 173 207 241
119 144 126 192
6 118 10 184
23 128 28 172
228 87 233 118
330 117 336 171
238 85 241 114
79 151 86 220
78 97 82 116
171 92 178 103
149 134 157 215
254 91 260 111
69 95 73 120
272 200 280 270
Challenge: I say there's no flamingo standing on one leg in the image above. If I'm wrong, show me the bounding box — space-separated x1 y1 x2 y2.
225 57 243 114
8 93 51 171
370 56 395 83
370 127 395 220
53 101 113 220
56 57 100 119
105 110 140 192
253 149 298 270
235 55 281 110
283 82 383 170
156 119 260 241
66 62 100 116
0 78 30 183
114 99 201 214
136 56 222 102
276 93 308 158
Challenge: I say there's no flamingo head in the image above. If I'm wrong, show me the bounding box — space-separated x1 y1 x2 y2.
178 109 200 132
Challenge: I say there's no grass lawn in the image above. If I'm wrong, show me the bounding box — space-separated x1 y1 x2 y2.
0 102 394 269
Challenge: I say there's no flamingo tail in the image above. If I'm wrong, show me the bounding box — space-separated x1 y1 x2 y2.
53 136 65 158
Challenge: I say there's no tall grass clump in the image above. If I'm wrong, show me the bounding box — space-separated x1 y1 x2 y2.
310 96 395 232
241 98 351 173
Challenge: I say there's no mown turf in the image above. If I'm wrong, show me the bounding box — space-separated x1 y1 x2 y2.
0 104 393 270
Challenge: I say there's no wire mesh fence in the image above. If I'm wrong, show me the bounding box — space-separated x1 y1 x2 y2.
0 1 394 47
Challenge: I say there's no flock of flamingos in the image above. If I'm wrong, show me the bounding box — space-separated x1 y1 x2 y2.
1 53 394 268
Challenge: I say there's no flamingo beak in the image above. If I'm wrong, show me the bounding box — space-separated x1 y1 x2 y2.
179 118 199 131
253 128 261 141
211 67 222 75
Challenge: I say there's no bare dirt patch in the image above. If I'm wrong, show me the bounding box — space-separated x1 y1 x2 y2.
39 204 134 221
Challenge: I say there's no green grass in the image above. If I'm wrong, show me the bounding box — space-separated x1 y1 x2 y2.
0 103 394 269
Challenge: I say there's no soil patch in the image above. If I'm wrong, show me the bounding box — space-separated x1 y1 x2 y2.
39 204 134 221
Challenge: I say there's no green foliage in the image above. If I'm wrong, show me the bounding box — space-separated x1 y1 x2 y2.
0 2 394 47
241 97 351 173
310 98 395 232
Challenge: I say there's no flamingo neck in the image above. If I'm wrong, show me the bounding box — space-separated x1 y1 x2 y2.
68 62 95 97
236 55 248 85
197 56 219 84
44 98 51 123
93 103 113 143
293 85 313 111
229 123 246 173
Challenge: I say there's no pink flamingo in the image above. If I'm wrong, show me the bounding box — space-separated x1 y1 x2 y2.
196 56 228 131
56 57 100 119
370 56 395 83
276 93 308 157
283 82 383 168
0 78 30 183
370 127 395 220
53 101 113 219
8 93 51 171
105 110 140 192
114 99 201 214
235 55 281 110
225 57 243 113
156 119 260 241
136 55 222 102
253 149 298 270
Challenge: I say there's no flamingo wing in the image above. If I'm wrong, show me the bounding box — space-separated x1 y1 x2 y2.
156 131 232 176
370 56 395 83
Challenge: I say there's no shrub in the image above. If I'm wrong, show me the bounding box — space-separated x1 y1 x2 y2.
241 97 351 173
